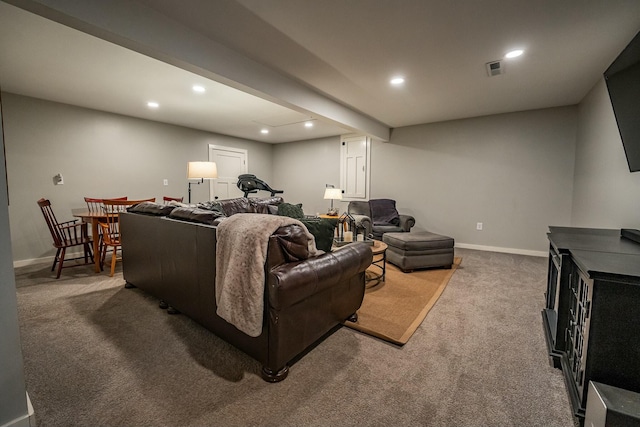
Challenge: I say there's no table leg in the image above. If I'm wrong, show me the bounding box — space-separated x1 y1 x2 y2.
91 218 100 273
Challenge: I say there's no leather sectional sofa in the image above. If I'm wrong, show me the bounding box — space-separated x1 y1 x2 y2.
119 197 372 382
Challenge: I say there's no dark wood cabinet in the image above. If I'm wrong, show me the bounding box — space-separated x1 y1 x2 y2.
543 227 640 423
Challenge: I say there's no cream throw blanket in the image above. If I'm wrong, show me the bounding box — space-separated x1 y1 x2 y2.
215 213 320 337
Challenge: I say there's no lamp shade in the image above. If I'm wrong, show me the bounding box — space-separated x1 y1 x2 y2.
187 161 218 179
324 188 343 200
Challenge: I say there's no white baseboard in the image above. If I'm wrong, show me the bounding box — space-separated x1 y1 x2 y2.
0 392 36 427
13 250 89 268
15 245 548 268
13 256 52 268
455 243 547 258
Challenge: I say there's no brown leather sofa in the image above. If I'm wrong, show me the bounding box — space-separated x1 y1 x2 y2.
119 198 372 382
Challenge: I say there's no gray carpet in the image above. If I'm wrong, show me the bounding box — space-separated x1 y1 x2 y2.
14 248 575 427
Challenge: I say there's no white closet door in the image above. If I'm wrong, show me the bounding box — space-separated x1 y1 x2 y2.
340 135 370 199
208 144 247 200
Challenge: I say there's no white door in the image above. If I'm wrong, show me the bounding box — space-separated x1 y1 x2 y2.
340 135 370 199
208 144 247 200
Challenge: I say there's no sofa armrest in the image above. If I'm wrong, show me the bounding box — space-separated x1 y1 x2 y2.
350 214 372 237
268 243 372 310
399 214 415 232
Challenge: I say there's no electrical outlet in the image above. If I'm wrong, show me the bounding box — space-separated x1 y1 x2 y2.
163 179 168 186
476 222 483 231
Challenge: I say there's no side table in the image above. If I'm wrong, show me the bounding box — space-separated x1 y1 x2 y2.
366 240 387 287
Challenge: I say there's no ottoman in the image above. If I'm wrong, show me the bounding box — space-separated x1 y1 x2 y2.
383 231 454 272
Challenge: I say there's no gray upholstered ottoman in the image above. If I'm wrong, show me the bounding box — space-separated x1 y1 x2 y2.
383 231 454 272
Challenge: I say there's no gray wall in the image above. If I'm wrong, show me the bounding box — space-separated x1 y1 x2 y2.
571 78 640 228
10 79 640 262
377 107 577 253
275 107 578 254
272 135 342 216
0 93 29 426
3 93 273 263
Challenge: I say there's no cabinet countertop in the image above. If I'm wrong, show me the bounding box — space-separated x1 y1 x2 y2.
548 226 640 280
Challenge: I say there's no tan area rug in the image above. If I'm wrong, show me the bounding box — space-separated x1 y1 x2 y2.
344 257 462 345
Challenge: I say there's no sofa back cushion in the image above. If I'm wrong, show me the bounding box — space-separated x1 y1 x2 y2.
204 196 285 217
127 201 176 216
168 207 225 225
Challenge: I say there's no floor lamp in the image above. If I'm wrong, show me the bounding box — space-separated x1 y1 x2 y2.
187 161 218 203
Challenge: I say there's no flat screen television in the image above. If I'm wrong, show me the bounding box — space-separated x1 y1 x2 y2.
604 30 640 172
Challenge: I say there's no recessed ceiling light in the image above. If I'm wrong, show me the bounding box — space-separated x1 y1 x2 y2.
192 85 206 93
261 129 269 134
304 121 314 128
390 77 405 85
147 101 159 108
505 49 524 59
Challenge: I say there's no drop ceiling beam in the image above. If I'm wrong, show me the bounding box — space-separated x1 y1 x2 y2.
4 0 390 141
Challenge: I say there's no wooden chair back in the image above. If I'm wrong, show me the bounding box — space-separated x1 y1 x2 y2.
163 196 184 204
37 198 93 278
84 196 127 214
101 198 156 244
99 198 155 277
38 198 65 247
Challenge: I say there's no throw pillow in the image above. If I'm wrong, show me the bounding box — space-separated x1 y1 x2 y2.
300 217 337 252
277 202 304 219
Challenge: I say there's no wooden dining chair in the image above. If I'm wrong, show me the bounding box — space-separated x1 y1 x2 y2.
84 196 128 214
84 196 127 268
163 196 184 204
37 198 94 278
100 198 155 277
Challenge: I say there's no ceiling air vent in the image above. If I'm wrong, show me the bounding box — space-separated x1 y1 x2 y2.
486 60 504 77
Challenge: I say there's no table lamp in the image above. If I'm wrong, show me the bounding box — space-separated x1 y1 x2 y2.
323 186 342 216
187 161 218 203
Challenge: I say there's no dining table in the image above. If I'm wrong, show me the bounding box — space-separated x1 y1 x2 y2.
72 209 106 273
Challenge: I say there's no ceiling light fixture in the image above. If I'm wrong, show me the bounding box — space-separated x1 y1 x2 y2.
505 49 524 59
261 129 269 134
305 121 314 128
390 77 405 85
192 85 206 93
147 101 159 108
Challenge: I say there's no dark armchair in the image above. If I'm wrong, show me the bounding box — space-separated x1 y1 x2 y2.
347 199 415 240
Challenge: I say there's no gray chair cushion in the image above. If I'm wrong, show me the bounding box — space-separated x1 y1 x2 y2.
348 200 371 217
372 225 404 240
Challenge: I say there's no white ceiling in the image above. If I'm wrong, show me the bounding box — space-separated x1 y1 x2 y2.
1 0 640 143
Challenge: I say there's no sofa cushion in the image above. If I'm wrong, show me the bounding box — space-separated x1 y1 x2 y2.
218 198 252 216
250 196 284 208
127 201 176 216
272 225 311 262
197 200 225 214
168 207 225 225
267 205 279 215
299 217 337 252
277 202 304 219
